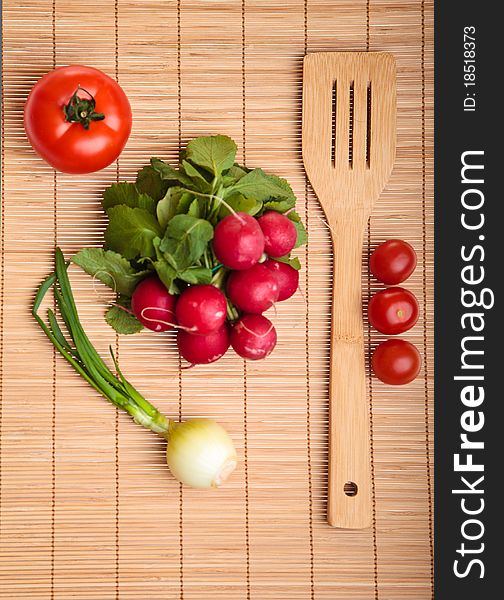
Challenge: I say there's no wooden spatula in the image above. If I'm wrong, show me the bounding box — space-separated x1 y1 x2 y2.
302 52 396 529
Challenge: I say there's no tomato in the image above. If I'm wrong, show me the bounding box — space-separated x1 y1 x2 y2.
370 239 417 285
372 339 421 385
368 287 419 335
24 65 131 174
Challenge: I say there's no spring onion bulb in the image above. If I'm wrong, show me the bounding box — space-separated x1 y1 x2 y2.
167 420 237 488
32 248 237 489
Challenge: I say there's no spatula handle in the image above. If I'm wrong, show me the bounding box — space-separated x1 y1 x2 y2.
327 218 372 529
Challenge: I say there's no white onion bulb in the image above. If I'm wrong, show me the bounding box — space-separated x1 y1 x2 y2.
166 419 237 489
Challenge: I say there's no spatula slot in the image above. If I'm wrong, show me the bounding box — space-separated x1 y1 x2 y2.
331 80 337 167
366 82 372 168
348 81 354 168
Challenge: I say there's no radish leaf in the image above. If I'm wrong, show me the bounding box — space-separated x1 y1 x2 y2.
178 266 213 285
105 206 162 259
151 158 194 187
181 160 212 192
72 248 149 296
218 193 262 217
263 197 296 213
102 182 156 214
274 255 302 270
286 211 308 248
228 168 295 203
135 165 169 201
185 135 237 176
159 215 213 272
153 260 180 295
223 164 248 184
106 303 144 335
157 187 184 229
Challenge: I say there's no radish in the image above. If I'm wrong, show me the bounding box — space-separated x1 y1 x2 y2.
212 212 264 270
177 324 230 365
231 314 277 360
257 211 297 258
226 263 279 314
175 284 227 335
131 275 177 332
263 259 299 301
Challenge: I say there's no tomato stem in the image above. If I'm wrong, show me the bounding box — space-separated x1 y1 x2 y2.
63 86 105 130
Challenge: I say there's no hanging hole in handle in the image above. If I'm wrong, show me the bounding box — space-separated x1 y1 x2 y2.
344 481 358 497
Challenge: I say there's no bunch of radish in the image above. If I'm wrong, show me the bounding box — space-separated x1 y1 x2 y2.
71 135 306 367
130 211 300 365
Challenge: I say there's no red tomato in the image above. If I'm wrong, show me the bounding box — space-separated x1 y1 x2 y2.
370 239 417 285
372 339 421 385
368 287 419 335
24 65 131 174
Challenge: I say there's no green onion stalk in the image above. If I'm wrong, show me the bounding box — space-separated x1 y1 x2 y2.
33 248 237 489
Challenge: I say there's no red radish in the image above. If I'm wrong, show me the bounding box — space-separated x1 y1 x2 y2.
231 314 277 360
263 259 299 301
257 211 297 258
175 285 227 335
131 276 177 332
226 263 279 314
177 324 230 365
212 212 264 270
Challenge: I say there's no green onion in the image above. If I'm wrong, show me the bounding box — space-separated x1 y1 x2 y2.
33 249 237 488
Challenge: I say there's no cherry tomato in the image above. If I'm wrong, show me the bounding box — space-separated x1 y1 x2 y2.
24 65 132 174
372 339 421 385
368 287 419 335
370 239 417 285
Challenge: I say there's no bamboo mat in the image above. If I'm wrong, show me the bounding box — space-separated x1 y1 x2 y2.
0 1 434 598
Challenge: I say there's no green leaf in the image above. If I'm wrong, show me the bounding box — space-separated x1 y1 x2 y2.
222 164 248 186
274 255 302 270
159 215 214 272
261 172 296 201
176 192 197 215
287 211 308 248
178 266 213 285
153 260 180 295
102 183 156 214
187 198 205 218
219 193 262 218
72 248 149 296
105 302 144 335
157 187 184 230
286 210 301 222
263 197 296 213
135 165 169 201
152 236 162 255
185 135 237 176
105 206 163 259
181 160 212 192
102 182 136 209
228 168 296 203
226 164 248 179
135 193 157 213
151 158 194 187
